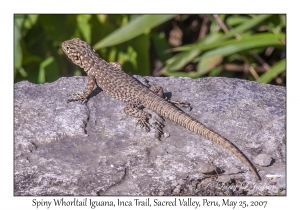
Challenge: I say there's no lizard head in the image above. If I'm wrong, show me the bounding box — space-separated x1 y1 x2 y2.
62 38 98 71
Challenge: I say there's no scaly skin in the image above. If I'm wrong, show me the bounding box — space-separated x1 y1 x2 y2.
62 38 261 180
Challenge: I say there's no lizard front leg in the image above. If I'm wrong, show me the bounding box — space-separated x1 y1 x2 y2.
67 75 95 103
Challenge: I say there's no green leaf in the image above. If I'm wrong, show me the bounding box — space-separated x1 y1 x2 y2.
162 49 200 73
226 15 251 26
93 15 176 49
151 33 172 62
197 56 223 76
77 15 92 43
194 33 285 61
39 56 54 83
220 14 272 41
173 33 223 52
174 15 273 52
280 15 286 28
118 34 150 76
163 32 285 77
209 67 223 76
162 33 224 74
18 67 28 77
40 15 77 42
23 14 39 30
14 20 23 68
257 59 286 84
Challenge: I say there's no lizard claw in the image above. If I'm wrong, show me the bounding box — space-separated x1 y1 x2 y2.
137 119 151 132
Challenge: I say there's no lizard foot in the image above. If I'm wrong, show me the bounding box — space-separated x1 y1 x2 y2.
67 92 87 104
167 99 192 111
137 117 164 135
137 118 151 132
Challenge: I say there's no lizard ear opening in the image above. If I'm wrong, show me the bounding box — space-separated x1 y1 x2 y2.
74 54 83 68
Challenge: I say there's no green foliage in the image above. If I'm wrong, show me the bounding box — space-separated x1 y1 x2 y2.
257 58 286 84
162 14 286 84
14 14 285 85
94 15 175 49
14 14 175 83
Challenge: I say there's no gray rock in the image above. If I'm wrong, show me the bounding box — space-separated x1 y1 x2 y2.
198 162 217 174
14 76 286 195
217 174 232 183
254 154 273 166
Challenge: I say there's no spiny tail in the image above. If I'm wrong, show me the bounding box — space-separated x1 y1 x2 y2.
145 93 261 180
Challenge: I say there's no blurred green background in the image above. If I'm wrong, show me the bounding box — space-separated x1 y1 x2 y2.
14 14 286 86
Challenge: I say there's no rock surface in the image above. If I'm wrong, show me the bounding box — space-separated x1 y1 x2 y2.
14 76 286 195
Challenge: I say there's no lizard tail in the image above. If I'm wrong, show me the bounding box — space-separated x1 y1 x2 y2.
187 119 261 181
145 94 261 180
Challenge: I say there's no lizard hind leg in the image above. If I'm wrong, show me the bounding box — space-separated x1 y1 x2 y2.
123 104 151 132
149 85 192 110
123 102 164 135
